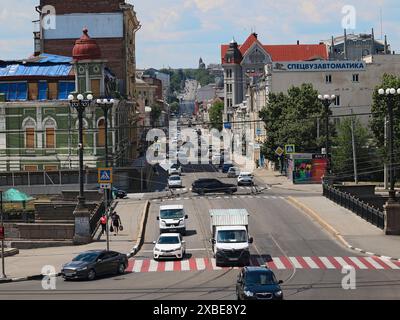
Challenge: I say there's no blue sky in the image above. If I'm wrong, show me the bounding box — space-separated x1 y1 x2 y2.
1 0 400 68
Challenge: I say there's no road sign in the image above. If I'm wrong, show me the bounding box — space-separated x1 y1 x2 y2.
100 183 111 190
98 168 113 184
285 145 296 154
224 123 232 129
256 128 262 136
0 226 4 240
275 147 284 157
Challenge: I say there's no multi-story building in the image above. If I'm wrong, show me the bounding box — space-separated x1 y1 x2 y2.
0 29 131 172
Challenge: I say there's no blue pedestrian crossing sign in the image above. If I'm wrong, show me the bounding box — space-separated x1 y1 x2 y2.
285 145 296 154
98 168 113 184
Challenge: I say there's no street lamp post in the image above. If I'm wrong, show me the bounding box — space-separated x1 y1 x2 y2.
0 190 6 280
68 93 93 244
378 88 400 202
318 94 336 178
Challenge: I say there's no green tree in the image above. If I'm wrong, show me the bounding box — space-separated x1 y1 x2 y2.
332 117 379 181
209 100 224 131
150 104 162 127
259 84 327 163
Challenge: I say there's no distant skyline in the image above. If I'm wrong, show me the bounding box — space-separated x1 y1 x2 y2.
0 1 399 69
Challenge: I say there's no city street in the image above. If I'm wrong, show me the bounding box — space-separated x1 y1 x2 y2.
1 164 400 300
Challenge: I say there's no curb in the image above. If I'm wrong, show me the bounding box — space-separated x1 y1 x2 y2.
287 196 400 262
0 248 19 258
128 200 150 258
0 273 61 284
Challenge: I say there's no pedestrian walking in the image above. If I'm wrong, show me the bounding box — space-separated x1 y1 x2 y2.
100 214 107 236
111 211 122 236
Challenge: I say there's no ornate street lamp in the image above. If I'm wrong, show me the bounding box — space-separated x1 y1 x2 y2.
95 99 115 168
68 93 93 209
318 94 336 180
378 88 400 202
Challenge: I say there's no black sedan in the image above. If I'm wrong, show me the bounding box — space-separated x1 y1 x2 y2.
61 250 128 281
112 187 127 199
192 178 237 195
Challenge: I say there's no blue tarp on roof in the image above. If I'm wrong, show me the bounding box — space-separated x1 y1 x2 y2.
0 63 72 77
34 53 73 64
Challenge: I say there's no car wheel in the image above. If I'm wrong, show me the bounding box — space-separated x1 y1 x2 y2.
87 269 96 281
117 262 126 275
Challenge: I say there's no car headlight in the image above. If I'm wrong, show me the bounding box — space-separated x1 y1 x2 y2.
77 267 88 271
244 290 254 297
154 247 161 252
275 290 283 297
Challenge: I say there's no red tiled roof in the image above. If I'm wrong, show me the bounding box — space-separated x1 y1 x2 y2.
221 34 328 64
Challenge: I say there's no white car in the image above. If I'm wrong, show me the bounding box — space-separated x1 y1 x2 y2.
227 167 240 178
168 175 183 188
153 233 186 260
168 164 182 176
237 172 254 186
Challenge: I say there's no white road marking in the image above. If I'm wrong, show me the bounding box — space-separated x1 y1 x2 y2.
263 196 269 199
272 196 277 199
181 260 190 271
319 257 336 269
378 258 399 269
334 257 351 268
196 258 206 270
364 257 384 269
211 259 222 270
303 257 319 269
165 261 174 272
349 257 368 269
132 260 143 273
273 257 286 269
148 259 158 272
289 257 303 269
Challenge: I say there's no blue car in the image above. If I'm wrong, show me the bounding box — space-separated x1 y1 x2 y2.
222 163 234 173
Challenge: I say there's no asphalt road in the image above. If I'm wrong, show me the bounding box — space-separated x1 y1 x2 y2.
1 164 400 300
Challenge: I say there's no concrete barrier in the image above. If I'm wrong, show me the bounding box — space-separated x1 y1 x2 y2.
129 200 150 257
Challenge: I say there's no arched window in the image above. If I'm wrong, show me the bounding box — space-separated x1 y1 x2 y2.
97 118 105 147
22 117 36 149
43 117 57 149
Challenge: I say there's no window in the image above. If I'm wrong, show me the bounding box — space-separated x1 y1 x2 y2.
352 74 359 82
45 128 55 148
334 95 340 106
91 79 100 98
0 82 28 101
227 84 232 93
44 165 58 171
38 81 48 100
97 118 105 147
226 69 232 78
24 165 38 172
25 128 35 148
325 75 332 84
58 81 75 100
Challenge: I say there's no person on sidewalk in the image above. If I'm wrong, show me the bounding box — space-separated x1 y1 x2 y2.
111 211 122 236
100 214 107 236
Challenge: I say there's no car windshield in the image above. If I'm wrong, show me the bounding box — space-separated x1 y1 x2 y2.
72 252 100 262
217 230 247 243
246 272 277 286
158 236 180 244
169 176 181 181
160 209 184 219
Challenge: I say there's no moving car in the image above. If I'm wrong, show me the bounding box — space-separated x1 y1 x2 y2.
61 250 128 281
153 233 186 260
168 175 183 188
158 205 188 235
237 172 254 186
192 179 237 195
236 266 284 300
168 163 182 176
227 167 240 178
112 187 127 199
222 163 234 173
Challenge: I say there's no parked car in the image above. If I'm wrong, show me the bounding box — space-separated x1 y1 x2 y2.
227 167 240 178
168 163 182 176
236 266 284 300
222 163 234 173
168 175 183 188
192 178 237 195
61 250 128 281
112 187 127 199
153 233 186 260
237 172 254 186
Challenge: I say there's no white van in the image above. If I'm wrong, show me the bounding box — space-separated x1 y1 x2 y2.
157 205 188 235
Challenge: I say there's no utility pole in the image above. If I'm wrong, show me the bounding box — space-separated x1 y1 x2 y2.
350 111 358 184
384 116 389 190
1 190 6 279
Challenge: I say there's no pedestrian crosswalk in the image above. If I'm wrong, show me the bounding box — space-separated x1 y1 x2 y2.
168 186 270 193
126 256 400 273
151 195 286 202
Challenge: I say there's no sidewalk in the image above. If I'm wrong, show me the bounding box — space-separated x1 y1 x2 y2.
0 200 146 281
254 167 400 260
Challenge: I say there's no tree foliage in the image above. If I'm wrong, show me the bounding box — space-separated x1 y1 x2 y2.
169 102 180 114
209 100 224 131
259 84 328 163
150 104 162 127
331 117 379 181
